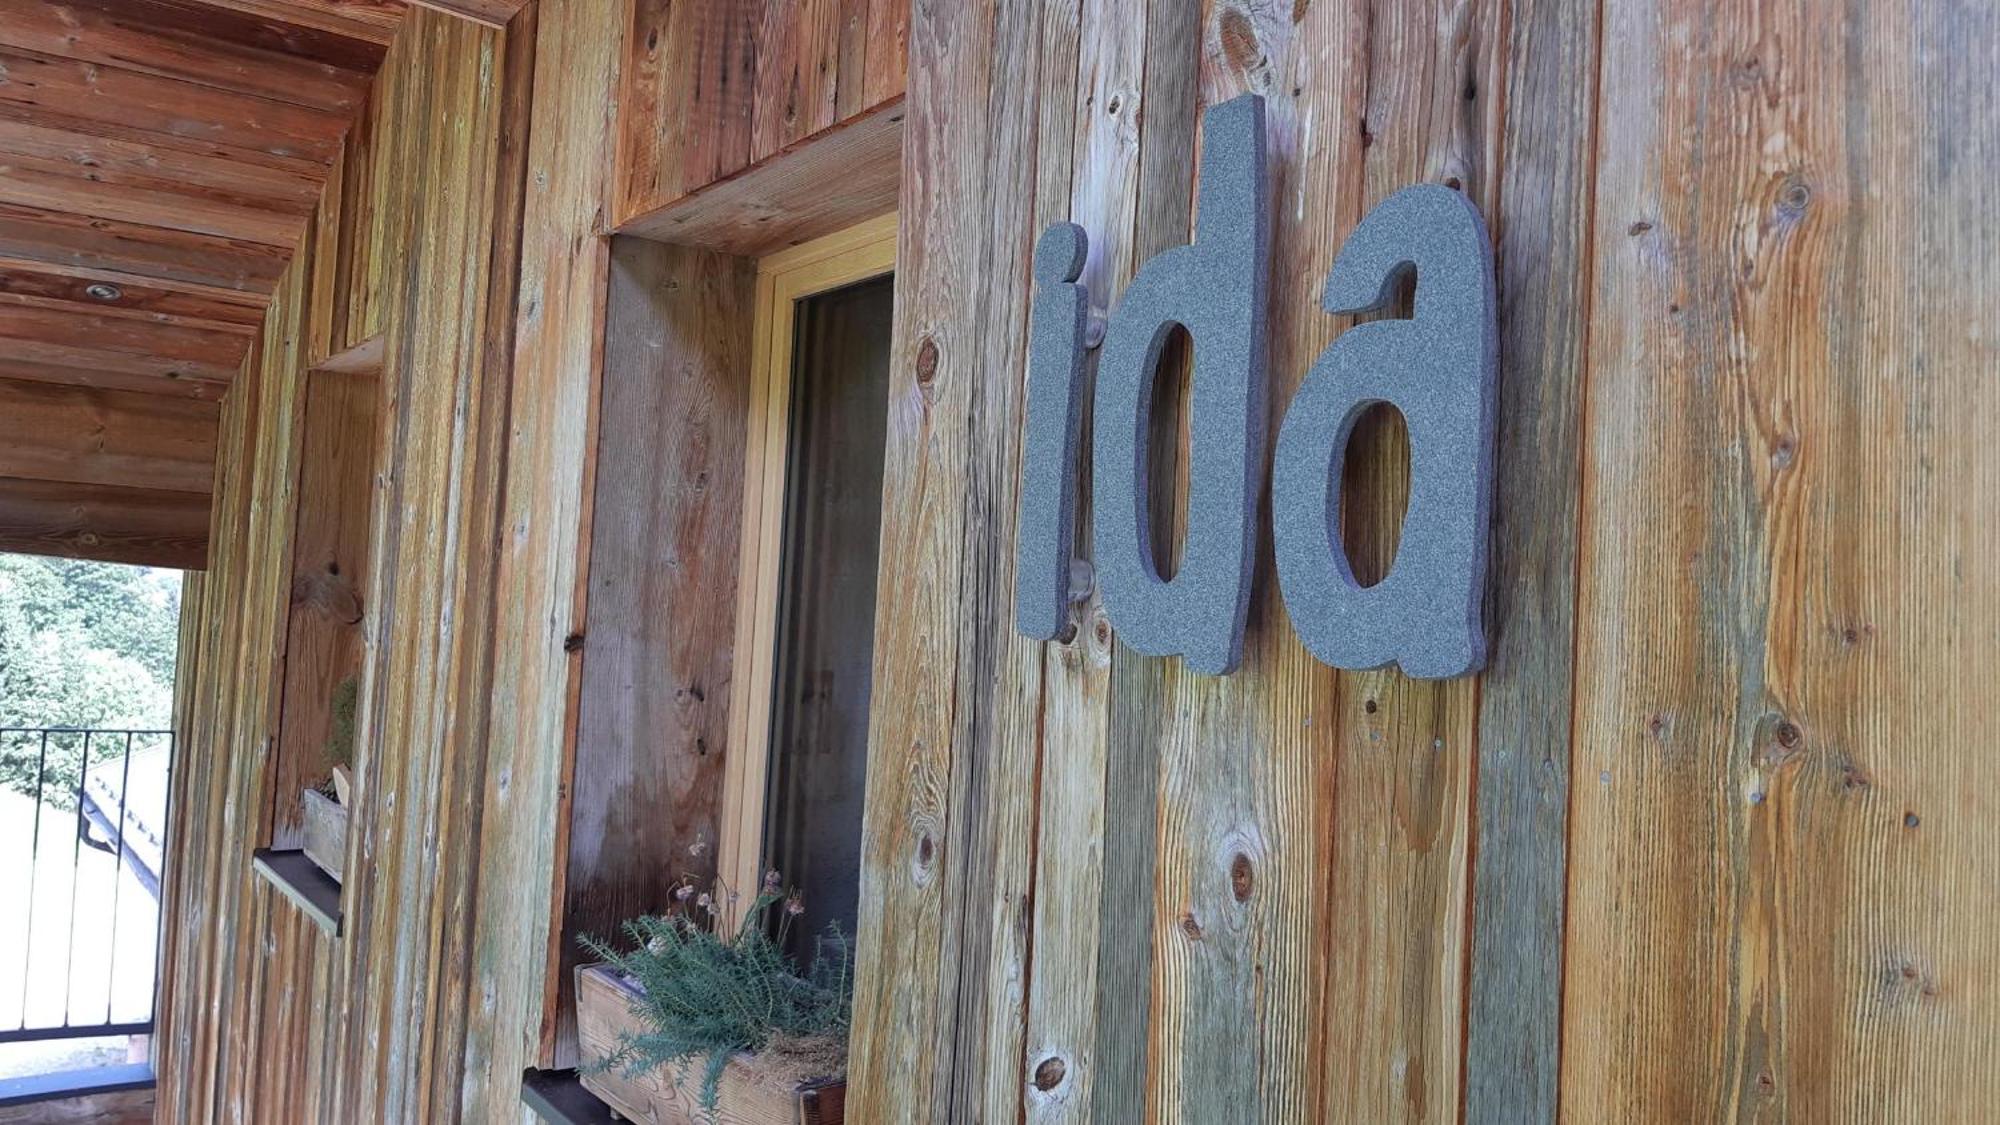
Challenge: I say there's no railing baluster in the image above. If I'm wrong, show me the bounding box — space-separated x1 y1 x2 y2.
18 729 49 1034
106 731 135 1025
62 729 91 1030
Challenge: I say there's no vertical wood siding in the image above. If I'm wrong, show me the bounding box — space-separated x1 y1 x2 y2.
153 0 1998 1120
157 10 531 1122
847 1 2000 1122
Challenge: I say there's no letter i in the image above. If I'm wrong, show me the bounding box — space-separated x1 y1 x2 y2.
1014 222 1091 640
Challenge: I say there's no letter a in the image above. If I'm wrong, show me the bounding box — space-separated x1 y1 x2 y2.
1273 185 1497 679
1092 93 1271 675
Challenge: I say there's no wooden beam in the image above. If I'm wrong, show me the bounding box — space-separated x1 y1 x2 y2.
0 0 381 114
0 295 251 383
0 475 208 568
0 377 218 494
0 202 289 294
617 97 905 257
0 45 353 166
0 356 227 400
404 0 523 28
0 259 268 330
187 0 406 47
0 155 307 247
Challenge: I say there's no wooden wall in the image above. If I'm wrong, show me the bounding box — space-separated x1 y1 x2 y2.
846 1 1999 1122
157 8 532 1122
152 0 1998 1121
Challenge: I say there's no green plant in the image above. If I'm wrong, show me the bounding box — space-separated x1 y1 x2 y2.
325 674 359 772
581 875 852 1116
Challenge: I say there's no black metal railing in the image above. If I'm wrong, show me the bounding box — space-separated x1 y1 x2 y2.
0 728 173 1049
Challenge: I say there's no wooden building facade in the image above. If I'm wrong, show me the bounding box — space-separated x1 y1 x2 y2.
9 0 1983 1120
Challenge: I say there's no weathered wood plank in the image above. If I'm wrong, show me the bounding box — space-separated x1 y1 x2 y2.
0 376 217 492
615 0 759 226
551 237 753 1066
0 257 269 329
182 0 404 48
0 114 324 217
612 0 908 234
0 202 288 294
0 474 207 566
462 0 618 1112
0 295 250 381
1461 0 1600 1117
617 97 903 257
267 366 375 840
1564 0 2000 1118
0 0 380 114
845 0 1045 1119
0 46 352 166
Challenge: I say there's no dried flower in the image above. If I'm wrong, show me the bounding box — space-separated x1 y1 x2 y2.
784 893 805 917
763 869 782 890
674 883 695 902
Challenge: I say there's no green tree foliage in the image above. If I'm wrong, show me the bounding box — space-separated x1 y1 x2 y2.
0 554 181 804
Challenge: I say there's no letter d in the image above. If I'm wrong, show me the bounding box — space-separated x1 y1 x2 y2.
1092 94 1270 675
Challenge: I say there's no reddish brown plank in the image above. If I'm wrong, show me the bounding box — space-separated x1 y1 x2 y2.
0 45 351 165
186 0 405 48
0 258 269 328
617 97 902 256
0 474 209 568
0 0 380 114
0 293 250 380
0 201 289 293
0 113 324 214
0 376 218 492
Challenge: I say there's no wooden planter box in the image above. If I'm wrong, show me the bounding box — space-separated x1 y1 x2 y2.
575 963 845 1124
300 787 348 882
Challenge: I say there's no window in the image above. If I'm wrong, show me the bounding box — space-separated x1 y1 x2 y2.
722 216 896 952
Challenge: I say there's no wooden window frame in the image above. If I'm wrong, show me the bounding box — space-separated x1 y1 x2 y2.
717 212 898 907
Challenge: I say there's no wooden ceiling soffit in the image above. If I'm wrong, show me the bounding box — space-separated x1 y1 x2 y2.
0 257 268 330
0 0 385 113
0 204 289 298
400 0 522 28
190 0 405 46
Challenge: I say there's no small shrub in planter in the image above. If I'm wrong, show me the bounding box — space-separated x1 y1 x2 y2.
580 876 850 1124
299 675 359 882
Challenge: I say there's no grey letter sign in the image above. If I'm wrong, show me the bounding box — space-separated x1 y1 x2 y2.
1014 222 1091 642
1013 98 1497 681
1272 185 1496 679
1090 92 1270 676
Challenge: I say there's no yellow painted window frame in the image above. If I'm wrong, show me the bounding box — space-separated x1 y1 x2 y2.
718 211 898 908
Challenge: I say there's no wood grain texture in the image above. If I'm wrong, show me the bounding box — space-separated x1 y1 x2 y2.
459 0 617 1109
0 0 394 497
156 9 529 1124
0 474 207 566
1461 0 1599 1117
617 97 903 257
1563 0 2000 1118
549 237 753 1066
845 0 1047 1119
0 376 217 492
611 0 906 231
267 365 376 841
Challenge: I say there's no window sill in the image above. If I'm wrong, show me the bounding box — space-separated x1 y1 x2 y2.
251 848 342 937
521 1068 618 1125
